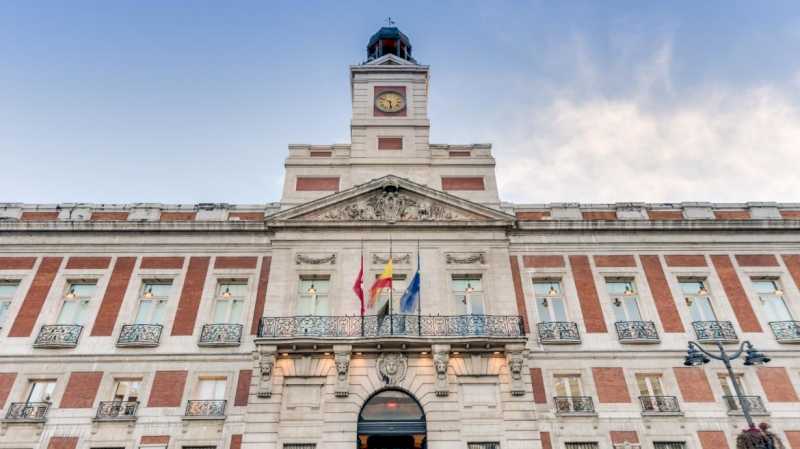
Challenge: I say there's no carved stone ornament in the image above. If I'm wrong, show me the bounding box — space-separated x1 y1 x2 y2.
377 352 408 386
432 347 450 397
372 253 411 265
303 187 479 222
295 253 336 265
507 349 526 397
445 253 485 265
257 349 276 398
334 351 351 398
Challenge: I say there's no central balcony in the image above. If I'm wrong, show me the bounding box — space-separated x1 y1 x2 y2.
33 324 83 348
4 402 49 422
95 401 138 421
692 321 738 343
553 396 596 416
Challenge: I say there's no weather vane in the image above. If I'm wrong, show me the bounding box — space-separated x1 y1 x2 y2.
384 17 396 26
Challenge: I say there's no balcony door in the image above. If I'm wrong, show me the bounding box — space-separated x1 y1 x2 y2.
680 279 717 322
752 279 793 322
606 279 642 322
452 276 484 316
57 281 95 325
533 280 568 322
297 276 330 316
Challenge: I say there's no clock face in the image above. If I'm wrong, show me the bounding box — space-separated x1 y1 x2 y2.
375 91 406 113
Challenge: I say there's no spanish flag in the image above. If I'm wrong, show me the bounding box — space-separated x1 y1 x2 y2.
368 259 393 309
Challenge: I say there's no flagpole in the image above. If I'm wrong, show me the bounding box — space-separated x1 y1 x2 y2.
389 233 393 336
417 239 422 336
360 239 364 337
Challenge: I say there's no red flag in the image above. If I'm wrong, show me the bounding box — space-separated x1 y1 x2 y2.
353 255 365 316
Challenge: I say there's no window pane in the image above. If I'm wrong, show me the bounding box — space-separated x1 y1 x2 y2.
213 300 228 323
0 281 19 299
680 280 704 295
359 390 423 421
533 281 560 297
0 300 10 324
143 281 172 298
152 300 168 324
751 280 777 294
68 283 96 298
135 300 153 324
229 299 243 322
57 301 78 324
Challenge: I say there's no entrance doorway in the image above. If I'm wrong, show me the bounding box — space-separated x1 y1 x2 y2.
357 389 426 449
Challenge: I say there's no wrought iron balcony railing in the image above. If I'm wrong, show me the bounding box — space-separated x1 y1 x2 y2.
769 321 800 343
723 395 768 416
95 401 138 420
33 324 83 348
258 315 525 339
639 396 681 415
117 324 163 347
537 321 581 344
692 321 738 342
185 400 226 418
4 402 49 421
553 396 596 415
199 323 243 346
615 321 659 343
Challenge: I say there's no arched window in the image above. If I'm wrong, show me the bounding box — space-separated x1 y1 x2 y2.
359 390 424 422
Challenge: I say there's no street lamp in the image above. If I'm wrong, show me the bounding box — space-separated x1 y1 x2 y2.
683 340 770 429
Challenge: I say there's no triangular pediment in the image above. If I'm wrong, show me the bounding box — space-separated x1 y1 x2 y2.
267 176 515 225
365 54 418 66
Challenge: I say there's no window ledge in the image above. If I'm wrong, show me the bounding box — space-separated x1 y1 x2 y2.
641 411 683 417
93 416 137 423
619 338 661 344
181 415 227 421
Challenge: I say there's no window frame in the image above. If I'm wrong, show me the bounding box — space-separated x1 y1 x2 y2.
26 379 57 403
296 274 331 316
211 279 248 324
678 277 718 322
134 279 173 325
605 277 643 322
57 279 98 325
750 276 793 322
533 278 569 323
451 274 485 316
0 278 21 326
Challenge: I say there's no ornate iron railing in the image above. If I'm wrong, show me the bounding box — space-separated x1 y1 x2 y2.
199 324 243 346
692 321 737 342
639 395 681 414
117 324 163 347
723 395 768 415
95 401 138 420
554 396 595 415
33 324 83 348
615 321 659 342
5 402 49 421
537 321 581 344
258 315 524 338
769 321 800 342
185 400 226 417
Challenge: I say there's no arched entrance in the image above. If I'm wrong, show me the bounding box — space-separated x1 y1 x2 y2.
357 389 426 449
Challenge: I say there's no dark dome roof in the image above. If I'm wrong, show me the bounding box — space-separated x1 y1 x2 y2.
366 26 416 63
368 27 412 48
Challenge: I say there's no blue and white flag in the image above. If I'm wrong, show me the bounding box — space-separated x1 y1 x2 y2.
399 270 420 313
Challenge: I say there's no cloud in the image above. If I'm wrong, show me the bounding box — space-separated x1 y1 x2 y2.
495 40 800 204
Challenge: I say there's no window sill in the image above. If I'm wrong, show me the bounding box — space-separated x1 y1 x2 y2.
181 415 227 421
619 338 660 344
197 341 241 348
93 416 137 422
641 411 683 417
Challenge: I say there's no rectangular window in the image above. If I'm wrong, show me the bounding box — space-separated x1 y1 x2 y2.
751 278 793 322
565 443 599 449
533 279 568 322
297 276 330 316
635 373 665 397
135 280 172 324
467 443 500 449
452 275 484 315
553 374 583 397
679 278 717 322
377 136 403 150
27 379 56 403
654 443 686 449
212 280 247 323
606 278 642 322
718 372 748 410
112 378 142 402
57 281 96 325
0 280 20 326
195 377 227 400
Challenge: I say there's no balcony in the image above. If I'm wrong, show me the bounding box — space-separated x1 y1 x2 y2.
184 400 226 419
723 395 768 416
199 323 243 347
4 402 49 422
692 321 738 343
639 396 682 416
553 396 596 416
537 321 581 344
259 315 525 340
95 401 138 421
769 321 800 343
615 321 659 343
33 324 83 348
117 324 163 347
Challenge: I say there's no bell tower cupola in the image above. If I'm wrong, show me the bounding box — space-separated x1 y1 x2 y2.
366 20 416 63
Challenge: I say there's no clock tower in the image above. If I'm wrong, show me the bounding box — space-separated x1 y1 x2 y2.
281 25 501 208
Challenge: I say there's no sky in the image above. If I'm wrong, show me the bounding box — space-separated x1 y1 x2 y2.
2 1 800 205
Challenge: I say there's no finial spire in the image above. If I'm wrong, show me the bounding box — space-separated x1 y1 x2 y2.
384 17 396 27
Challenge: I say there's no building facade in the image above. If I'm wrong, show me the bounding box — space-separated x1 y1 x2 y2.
1 26 800 449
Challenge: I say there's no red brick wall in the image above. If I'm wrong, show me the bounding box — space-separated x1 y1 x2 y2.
309 150 332 157
0 257 36 270
783 255 800 292
648 210 683 220
91 257 136 336
21 211 59 221
229 212 265 221
593 255 636 267
140 256 184 269
441 177 485 191
610 431 639 445
582 211 616 220
665 254 707 267
8 257 62 337
378 137 403 150
230 434 243 449
160 211 196 221
214 256 258 270
756 367 799 402
296 177 340 191
0 373 16 409
373 86 407 117
509 256 530 334
515 211 550 220
540 432 552 449
65 256 111 269
449 150 471 157
698 431 730 449
673 367 714 402
735 254 779 267
141 436 170 445
90 211 129 221
523 255 565 268
251 256 272 335
147 370 187 407
234 369 252 406
786 431 800 449
640 255 684 332
592 367 630 403
47 437 79 449
60 371 102 408
711 254 762 332
171 257 210 336
715 210 750 220
781 210 800 219
569 255 607 333
529 368 547 404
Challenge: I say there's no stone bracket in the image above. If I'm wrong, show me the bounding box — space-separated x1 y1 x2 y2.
333 344 352 398
431 344 451 397
506 343 526 396
255 345 277 398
